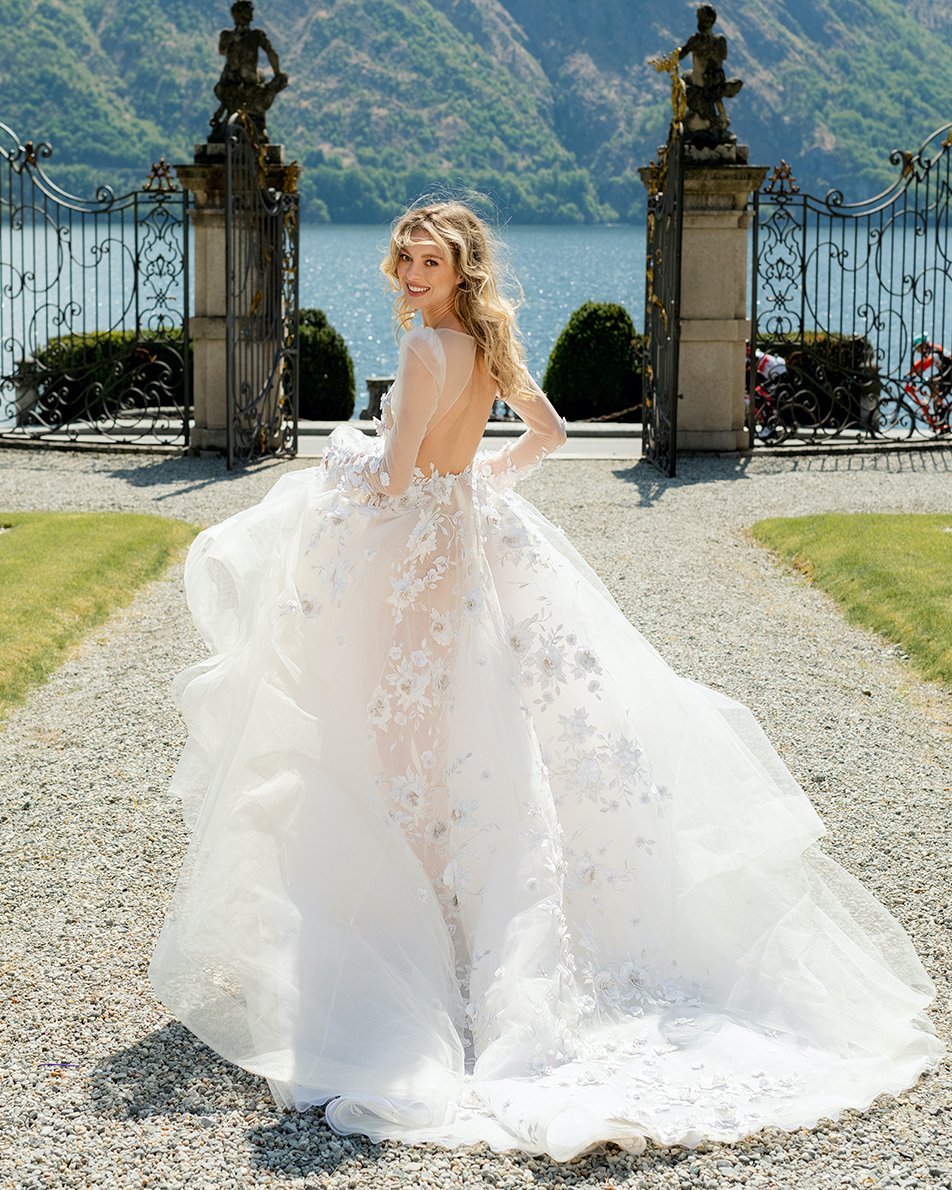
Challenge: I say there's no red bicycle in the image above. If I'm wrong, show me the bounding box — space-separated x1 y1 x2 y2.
901 373 951 434
899 338 952 434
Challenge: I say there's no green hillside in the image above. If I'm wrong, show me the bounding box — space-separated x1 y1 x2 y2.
1 0 951 222
503 0 952 207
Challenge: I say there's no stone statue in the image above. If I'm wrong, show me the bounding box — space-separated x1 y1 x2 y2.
210 1 288 144
678 5 743 153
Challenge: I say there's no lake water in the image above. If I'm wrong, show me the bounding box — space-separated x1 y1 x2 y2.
299 224 648 413
0 221 648 426
304 220 952 417
4 216 950 429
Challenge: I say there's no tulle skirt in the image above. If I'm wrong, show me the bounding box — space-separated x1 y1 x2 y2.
149 426 942 1160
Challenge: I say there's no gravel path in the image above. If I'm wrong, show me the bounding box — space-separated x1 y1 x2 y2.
1 445 950 1190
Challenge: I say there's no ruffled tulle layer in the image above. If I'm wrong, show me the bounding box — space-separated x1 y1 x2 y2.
150 443 941 1160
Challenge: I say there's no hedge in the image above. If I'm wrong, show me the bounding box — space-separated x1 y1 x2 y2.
19 329 188 425
759 332 881 430
16 307 358 427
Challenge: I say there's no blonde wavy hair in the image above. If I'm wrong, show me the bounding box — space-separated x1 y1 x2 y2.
381 201 531 400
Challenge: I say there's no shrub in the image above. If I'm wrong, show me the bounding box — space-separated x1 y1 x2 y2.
761 332 881 430
542 302 643 421
298 308 356 420
21 329 188 426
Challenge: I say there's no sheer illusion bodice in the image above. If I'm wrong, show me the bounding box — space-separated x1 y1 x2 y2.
360 327 567 495
149 325 941 1161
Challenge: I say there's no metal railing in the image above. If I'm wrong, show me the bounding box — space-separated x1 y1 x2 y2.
0 124 189 447
750 127 952 446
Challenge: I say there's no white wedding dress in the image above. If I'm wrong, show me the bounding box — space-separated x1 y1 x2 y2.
150 326 941 1160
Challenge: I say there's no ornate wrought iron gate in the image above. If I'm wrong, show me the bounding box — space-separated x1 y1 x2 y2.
642 128 685 477
751 125 952 445
0 123 189 445
224 121 299 468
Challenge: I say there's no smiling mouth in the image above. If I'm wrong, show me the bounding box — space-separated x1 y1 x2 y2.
406 284 430 295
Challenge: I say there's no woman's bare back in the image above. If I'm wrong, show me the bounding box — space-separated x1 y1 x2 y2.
368 325 565 498
414 337 497 477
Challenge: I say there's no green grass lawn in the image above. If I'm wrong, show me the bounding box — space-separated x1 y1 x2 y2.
0 511 197 717
750 513 952 690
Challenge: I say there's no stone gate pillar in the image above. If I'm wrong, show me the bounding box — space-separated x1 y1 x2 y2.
642 5 768 456
677 164 766 452
176 142 287 455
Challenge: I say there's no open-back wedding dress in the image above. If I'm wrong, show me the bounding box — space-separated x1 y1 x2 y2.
150 326 941 1160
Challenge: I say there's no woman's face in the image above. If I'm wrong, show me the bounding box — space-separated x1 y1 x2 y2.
395 230 462 324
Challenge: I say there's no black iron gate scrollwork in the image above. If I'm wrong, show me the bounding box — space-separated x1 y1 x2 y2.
751 125 952 446
0 123 189 446
224 118 299 468
642 52 686 478
642 128 685 477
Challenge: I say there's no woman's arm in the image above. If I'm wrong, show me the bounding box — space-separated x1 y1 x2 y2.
480 371 567 485
364 330 443 497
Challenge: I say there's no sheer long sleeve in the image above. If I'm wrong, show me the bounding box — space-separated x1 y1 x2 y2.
478 372 567 487
364 328 444 497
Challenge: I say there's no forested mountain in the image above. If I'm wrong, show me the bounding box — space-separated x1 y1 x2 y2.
1 0 951 222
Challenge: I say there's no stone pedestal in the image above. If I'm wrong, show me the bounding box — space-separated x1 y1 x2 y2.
676 163 766 452
176 142 287 454
360 377 395 420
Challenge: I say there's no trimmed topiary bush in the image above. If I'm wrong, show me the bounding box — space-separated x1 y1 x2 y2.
542 302 643 421
298 308 355 421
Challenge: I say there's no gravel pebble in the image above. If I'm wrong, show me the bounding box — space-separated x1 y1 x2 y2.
0 444 950 1189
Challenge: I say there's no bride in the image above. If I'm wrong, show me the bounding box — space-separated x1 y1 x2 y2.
150 200 942 1160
